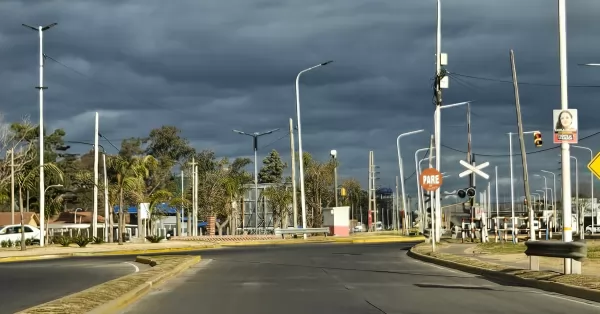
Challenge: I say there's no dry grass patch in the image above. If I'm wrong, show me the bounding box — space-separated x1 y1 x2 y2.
19 255 198 314
412 243 600 291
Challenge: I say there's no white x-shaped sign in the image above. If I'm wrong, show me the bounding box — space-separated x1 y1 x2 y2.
459 160 490 180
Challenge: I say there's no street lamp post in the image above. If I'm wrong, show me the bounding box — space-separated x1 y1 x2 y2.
419 156 436 216
508 130 539 239
414 147 429 234
434 101 471 242
233 129 279 234
534 174 548 211
397 129 424 235
22 22 57 247
331 150 338 207
541 170 557 230
295 60 333 239
573 145 595 234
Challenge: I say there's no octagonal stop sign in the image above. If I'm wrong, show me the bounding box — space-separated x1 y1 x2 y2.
420 168 443 192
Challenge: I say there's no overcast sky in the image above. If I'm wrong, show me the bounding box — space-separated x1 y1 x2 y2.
1 0 600 203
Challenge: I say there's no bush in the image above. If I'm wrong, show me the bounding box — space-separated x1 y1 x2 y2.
1 240 7 248
25 238 33 246
145 235 165 243
6 239 13 248
56 235 72 247
92 236 104 244
73 235 92 248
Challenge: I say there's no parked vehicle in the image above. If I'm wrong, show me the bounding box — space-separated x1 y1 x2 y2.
585 225 600 235
0 224 41 243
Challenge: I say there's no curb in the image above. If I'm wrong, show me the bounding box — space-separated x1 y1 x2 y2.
350 237 425 243
0 245 217 263
87 255 201 314
135 256 158 267
407 246 600 303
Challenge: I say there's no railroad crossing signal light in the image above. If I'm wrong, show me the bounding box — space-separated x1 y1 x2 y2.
340 187 346 197
457 187 476 198
534 131 543 147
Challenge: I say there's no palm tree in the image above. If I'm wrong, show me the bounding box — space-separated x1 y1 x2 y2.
107 154 157 245
15 163 63 250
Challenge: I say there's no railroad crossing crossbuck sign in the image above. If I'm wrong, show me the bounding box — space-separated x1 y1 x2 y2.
459 160 490 180
420 168 443 192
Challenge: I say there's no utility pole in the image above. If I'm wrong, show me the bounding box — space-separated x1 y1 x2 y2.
394 176 400 231
11 148 15 225
93 112 99 238
510 50 538 271
179 170 184 236
189 158 197 236
368 152 372 231
429 135 436 251
289 118 298 228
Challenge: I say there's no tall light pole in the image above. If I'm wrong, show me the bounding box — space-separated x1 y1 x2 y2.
295 60 333 239
557 0 574 274
433 101 470 241
534 174 548 211
573 145 594 234
233 128 279 234
507 129 538 238
93 112 99 238
23 22 57 247
331 150 338 207
397 129 424 234
541 170 557 230
414 147 429 233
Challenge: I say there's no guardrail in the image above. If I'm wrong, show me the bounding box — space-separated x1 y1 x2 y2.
524 240 587 261
274 227 330 238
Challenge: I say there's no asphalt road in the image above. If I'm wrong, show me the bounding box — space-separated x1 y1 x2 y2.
0 256 145 313
120 242 600 314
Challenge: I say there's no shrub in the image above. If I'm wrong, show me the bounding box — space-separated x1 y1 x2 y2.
145 235 164 243
56 235 72 247
92 236 104 244
6 239 13 247
0 240 7 248
73 235 92 248
25 238 33 246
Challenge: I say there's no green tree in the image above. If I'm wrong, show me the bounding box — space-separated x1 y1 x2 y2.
107 154 158 244
258 149 286 184
302 152 336 227
262 183 293 229
341 178 362 220
219 158 252 234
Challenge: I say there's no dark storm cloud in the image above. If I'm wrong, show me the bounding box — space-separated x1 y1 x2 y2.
1 0 600 203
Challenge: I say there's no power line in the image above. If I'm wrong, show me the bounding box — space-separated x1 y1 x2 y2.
450 72 600 88
441 130 600 157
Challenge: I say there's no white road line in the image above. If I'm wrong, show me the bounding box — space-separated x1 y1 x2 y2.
123 262 139 273
408 255 600 308
531 291 600 309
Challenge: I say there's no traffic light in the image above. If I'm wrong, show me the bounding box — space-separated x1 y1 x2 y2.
423 193 431 213
457 187 476 198
533 131 543 147
340 187 346 197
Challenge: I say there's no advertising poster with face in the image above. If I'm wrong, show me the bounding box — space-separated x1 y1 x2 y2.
553 109 578 144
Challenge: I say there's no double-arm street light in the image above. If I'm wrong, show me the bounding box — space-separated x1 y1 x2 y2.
23 22 57 247
233 129 279 234
295 60 332 238
541 170 557 229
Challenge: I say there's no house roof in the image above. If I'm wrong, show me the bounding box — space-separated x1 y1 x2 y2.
50 211 106 224
113 203 178 215
0 212 39 226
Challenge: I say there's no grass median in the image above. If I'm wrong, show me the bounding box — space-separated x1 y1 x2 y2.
412 243 600 292
473 240 600 258
17 255 200 314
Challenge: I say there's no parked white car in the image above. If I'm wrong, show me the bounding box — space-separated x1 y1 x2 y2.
585 225 600 235
0 224 41 243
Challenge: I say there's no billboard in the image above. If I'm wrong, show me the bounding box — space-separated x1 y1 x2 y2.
553 109 578 144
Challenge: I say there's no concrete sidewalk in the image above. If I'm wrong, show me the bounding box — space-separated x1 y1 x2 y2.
437 243 600 276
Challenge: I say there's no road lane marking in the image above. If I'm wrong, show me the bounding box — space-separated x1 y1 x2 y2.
123 262 139 273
